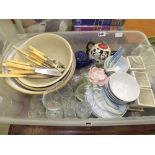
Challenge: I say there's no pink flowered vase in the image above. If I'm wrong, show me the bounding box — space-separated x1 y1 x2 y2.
88 66 109 87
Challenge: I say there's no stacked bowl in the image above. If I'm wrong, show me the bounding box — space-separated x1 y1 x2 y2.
104 72 140 104
77 72 140 118
95 72 140 117
1 33 75 95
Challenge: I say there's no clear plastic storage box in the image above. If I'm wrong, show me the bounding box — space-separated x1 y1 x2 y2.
1 31 155 126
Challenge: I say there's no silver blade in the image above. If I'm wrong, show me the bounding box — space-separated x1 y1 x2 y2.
35 68 62 76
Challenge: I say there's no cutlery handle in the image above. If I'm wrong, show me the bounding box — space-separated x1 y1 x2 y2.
29 45 65 69
29 46 45 55
7 60 31 66
29 46 46 60
28 53 49 68
29 52 44 62
13 46 29 57
13 46 43 67
0 74 26 78
29 45 65 68
29 50 60 68
5 62 34 70
7 67 22 71
26 56 44 67
9 70 35 75
0 74 50 78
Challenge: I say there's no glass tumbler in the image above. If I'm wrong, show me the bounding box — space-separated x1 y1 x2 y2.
57 83 74 100
63 96 77 118
75 100 92 118
28 95 46 118
45 108 63 119
42 88 64 119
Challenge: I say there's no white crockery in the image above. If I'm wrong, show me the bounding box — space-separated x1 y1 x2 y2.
109 72 140 102
104 56 129 73
85 85 127 117
85 86 117 118
105 85 121 101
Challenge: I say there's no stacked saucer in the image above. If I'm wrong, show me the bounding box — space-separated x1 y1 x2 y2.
107 72 140 103
75 72 140 118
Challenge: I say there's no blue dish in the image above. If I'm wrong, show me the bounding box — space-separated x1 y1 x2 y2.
75 50 93 68
93 87 128 116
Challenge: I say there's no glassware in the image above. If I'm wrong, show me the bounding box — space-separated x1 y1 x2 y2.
75 100 92 118
45 109 63 119
0 95 11 116
0 92 24 117
74 82 90 102
28 96 45 118
57 83 74 100
63 97 76 118
43 82 75 119
42 86 62 109
42 90 63 117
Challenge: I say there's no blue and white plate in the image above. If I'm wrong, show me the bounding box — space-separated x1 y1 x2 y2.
105 83 122 102
104 87 120 103
85 86 118 118
100 88 128 116
85 86 128 116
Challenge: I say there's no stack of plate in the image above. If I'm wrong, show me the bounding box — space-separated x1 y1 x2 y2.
86 85 128 118
1 33 75 95
76 72 140 118
97 72 140 117
104 82 127 105
107 72 140 103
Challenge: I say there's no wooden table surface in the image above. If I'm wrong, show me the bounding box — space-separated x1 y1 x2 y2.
8 124 155 135
9 19 155 135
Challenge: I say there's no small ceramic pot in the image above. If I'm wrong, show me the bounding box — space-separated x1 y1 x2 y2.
86 41 111 64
